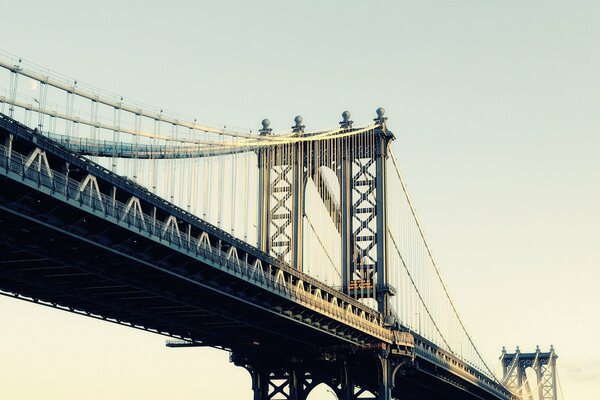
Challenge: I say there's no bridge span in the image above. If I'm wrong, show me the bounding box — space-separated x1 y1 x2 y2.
0 113 514 399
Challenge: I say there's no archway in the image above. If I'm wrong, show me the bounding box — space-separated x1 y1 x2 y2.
302 165 342 287
524 366 541 400
306 382 338 400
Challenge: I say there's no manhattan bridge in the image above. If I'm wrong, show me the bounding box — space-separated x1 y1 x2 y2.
0 52 561 400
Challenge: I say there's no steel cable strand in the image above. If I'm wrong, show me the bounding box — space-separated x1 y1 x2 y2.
557 369 566 400
387 227 453 352
2 52 387 147
389 149 501 383
305 211 341 281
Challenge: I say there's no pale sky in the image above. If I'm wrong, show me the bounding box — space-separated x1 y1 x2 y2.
1 1 599 399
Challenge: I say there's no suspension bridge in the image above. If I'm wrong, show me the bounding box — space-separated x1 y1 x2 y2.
0 52 560 400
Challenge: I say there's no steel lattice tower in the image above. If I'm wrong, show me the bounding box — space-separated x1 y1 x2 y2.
501 346 558 400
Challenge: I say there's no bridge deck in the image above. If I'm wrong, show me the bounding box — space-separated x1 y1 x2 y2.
0 114 390 355
0 204 342 353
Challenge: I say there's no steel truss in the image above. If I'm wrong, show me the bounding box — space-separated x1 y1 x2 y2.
501 347 558 400
257 115 395 315
232 349 410 400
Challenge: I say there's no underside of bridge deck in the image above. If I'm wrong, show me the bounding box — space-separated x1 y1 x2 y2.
0 181 361 355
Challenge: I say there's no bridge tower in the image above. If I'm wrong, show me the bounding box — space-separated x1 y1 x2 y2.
500 346 558 400
256 109 395 317
248 109 403 400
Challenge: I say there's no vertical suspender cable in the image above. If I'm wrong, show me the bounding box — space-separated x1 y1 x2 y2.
217 134 224 228
243 149 250 241
231 143 237 235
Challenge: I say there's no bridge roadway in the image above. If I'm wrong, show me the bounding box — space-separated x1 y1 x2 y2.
0 114 512 400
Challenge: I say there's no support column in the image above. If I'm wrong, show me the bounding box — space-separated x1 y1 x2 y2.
289 367 307 400
535 346 544 400
339 112 353 295
550 346 558 400
291 143 304 270
374 108 394 316
291 116 305 270
377 356 393 400
515 347 523 398
257 119 272 253
339 144 352 296
340 379 354 399
249 369 269 400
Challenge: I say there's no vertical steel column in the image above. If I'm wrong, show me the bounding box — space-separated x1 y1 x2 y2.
535 346 544 400
339 112 353 295
340 361 355 400
291 116 305 270
550 346 558 400
374 108 394 316
291 142 305 270
339 140 352 295
516 348 524 399
250 369 269 400
377 354 398 400
288 367 306 400
500 347 508 378
374 134 389 315
257 119 272 253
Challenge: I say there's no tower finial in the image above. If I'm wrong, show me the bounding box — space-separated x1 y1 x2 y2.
292 115 305 133
374 107 387 124
340 111 353 128
259 118 272 135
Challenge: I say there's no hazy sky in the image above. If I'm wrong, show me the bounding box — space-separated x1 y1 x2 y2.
2 1 599 399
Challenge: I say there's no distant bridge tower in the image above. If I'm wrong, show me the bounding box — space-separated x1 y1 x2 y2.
500 346 558 400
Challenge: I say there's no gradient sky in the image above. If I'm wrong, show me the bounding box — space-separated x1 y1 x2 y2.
1 1 599 399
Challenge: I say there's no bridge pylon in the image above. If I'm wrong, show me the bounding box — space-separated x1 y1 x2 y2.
256 109 396 316
500 346 558 400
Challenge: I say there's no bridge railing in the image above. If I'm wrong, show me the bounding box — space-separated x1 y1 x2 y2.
0 134 392 344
